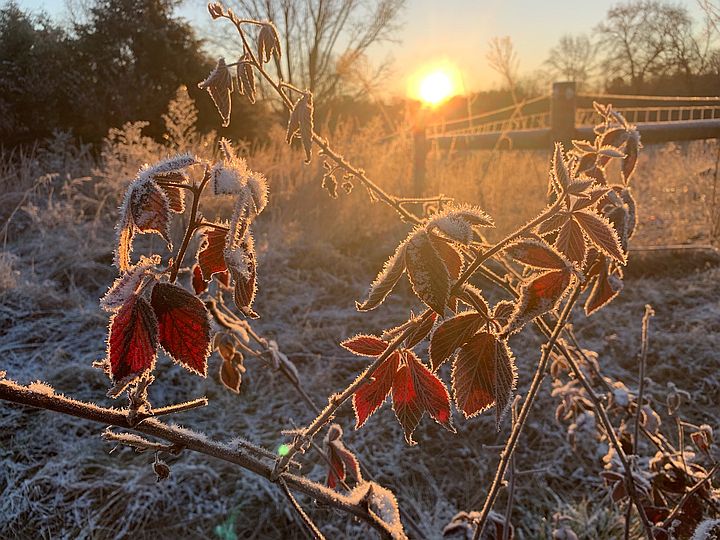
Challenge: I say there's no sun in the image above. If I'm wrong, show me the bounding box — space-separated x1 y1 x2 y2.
408 63 464 107
419 71 454 105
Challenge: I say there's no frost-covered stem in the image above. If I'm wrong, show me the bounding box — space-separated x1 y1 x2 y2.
473 287 580 540
502 397 520 540
151 397 208 417
633 306 654 460
662 463 720 529
169 166 212 283
0 379 395 539
272 324 416 478
222 14 423 226
279 478 327 540
476 264 654 538
197 221 230 232
454 198 563 294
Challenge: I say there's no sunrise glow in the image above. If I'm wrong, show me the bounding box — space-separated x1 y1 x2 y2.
409 63 464 106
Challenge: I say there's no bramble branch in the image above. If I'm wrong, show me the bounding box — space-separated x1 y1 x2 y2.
0 379 395 539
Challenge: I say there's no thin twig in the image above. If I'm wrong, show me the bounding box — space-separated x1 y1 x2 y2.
279 478 327 540
662 463 720 528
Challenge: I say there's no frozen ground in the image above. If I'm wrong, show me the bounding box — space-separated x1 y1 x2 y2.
1 220 718 539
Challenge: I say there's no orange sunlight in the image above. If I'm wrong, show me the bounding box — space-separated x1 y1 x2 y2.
408 62 464 106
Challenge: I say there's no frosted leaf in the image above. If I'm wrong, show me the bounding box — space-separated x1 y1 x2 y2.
101 256 159 312
114 185 136 272
551 142 571 193
405 230 450 314
257 22 281 63
427 215 473 244
137 153 198 182
198 58 233 127
286 92 314 162
356 241 407 311
212 159 247 196
246 172 268 216
237 54 256 103
349 482 407 540
130 179 171 243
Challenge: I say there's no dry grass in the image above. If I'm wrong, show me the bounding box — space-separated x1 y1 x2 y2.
1 110 719 539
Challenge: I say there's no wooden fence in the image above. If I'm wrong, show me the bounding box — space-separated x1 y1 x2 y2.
412 82 720 191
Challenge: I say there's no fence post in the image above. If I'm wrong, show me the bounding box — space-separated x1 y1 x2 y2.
412 110 428 197
550 81 576 148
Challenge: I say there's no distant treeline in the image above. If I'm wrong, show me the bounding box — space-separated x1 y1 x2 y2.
0 0 274 148
2 0 719 149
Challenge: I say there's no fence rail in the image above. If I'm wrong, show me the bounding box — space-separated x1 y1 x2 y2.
413 81 720 193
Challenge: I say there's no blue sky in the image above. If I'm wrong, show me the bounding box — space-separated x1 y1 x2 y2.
13 0 706 94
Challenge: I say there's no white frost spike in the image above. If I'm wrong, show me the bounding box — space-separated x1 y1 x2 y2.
224 232 254 280
427 215 473 244
137 153 198 182
100 256 159 312
349 482 407 540
246 172 268 216
114 181 136 271
692 519 720 540
212 159 247 195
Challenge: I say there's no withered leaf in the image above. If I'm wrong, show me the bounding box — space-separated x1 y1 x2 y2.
286 93 314 162
198 58 233 127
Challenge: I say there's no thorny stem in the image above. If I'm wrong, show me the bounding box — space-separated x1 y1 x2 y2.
476 263 655 539
472 287 581 540
272 324 416 478
169 166 212 283
273 200 564 476
151 397 208 417
0 379 395 540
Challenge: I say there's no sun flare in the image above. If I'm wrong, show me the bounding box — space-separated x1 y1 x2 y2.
409 64 463 106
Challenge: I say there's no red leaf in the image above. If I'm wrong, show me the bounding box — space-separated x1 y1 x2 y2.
192 264 208 294
391 351 453 445
584 260 623 316
151 283 211 376
429 234 463 279
341 335 388 357
573 210 627 264
198 228 228 281
159 184 185 213
325 425 361 490
405 230 451 314
492 300 515 329
108 295 158 382
130 180 171 243
537 212 569 235
507 269 574 333
452 332 517 427
555 217 587 266
356 242 406 311
353 351 401 429
429 312 485 371
505 238 569 270
405 311 437 349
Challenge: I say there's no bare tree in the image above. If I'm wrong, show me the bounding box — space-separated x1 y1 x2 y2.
222 0 405 103
544 34 597 86
487 36 520 103
596 0 717 91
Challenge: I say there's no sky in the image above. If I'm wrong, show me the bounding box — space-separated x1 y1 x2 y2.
13 0 707 95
